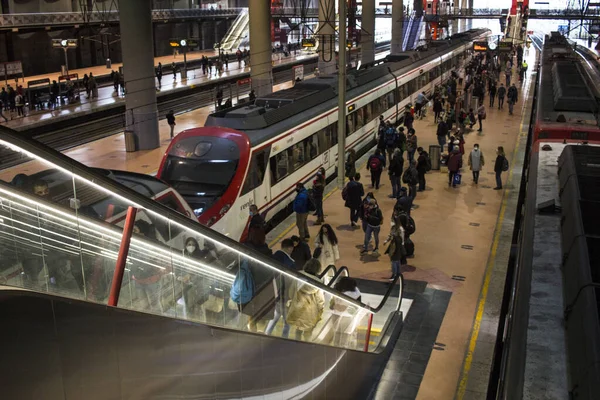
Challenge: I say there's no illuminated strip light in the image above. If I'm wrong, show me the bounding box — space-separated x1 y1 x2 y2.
0 135 372 313
0 190 235 283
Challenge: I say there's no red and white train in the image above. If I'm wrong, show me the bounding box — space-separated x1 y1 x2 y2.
158 29 492 241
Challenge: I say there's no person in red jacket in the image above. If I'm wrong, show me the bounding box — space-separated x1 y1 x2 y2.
447 147 463 188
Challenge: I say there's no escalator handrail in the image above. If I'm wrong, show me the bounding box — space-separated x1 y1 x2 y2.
0 130 378 314
326 266 349 286
318 264 337 280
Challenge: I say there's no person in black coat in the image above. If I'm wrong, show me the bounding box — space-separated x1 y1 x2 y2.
290 235 311 271
493 146 507 190
388 148 404 199
416 147 428 191
343 173 364 228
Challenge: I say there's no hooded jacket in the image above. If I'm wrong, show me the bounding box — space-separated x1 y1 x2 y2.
286 271 325 330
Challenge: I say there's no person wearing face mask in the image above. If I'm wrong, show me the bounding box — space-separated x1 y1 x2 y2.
248 204 265 232
361 199 383 256
314 224 340 283
293 183 310 240
468 143 485 185
181 237 212 321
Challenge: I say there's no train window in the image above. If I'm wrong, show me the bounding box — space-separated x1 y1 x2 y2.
364 103 372 122
372 97 381 116
308 134 319 158
327 123 338 147
407 78 416 95
399 84 407 99
381 94 389 112
271 147 293 183
346 113 355 135
386 91 395 108
356 107 365 129
293 141 307 169
242 148 269 195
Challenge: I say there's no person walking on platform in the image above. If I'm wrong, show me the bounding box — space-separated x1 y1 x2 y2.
156 62 163 89
406 129 418 163
507 84 518 115
343 173 364 228
89 73 98 99
314 224 340 281
505 67 511 87
468 143 485 184
388 148 404 198
497 83 506 110
433 96 443 123
172 62 177 81
447 147 463 188
477 103 486 132
367 149 386 189
402 160 419 200
361 199 383 256
416 147 429 192
345 149 357 179
489 81 497 108
494 146 508 190
384 223 406 282
312 171 325 225
166 110 176 138
293 183 310 240
437 118 449 153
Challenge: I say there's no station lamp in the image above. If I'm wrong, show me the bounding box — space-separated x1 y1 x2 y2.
51 38 78 75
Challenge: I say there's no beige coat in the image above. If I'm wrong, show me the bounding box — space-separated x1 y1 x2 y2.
286 272 325 331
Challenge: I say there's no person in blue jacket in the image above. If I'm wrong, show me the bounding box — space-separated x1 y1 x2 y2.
293 182 310 240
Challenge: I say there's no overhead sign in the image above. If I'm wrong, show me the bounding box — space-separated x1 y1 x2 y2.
473 41 488 52
4 61 22 75
293 64 304 81
302 38 316 48
28 78 51 86
52 39 77 48
237 77 251 86
498 41 512 52
169 39 198 48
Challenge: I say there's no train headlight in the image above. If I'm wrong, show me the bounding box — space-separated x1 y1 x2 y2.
194 142 212 157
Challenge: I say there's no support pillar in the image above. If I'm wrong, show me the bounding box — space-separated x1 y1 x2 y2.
248 0 272 96
391 0 404 54
360 0 375 64
118 0 159 150
318 0 336 75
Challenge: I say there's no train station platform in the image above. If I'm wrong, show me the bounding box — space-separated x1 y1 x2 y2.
0 48 317 130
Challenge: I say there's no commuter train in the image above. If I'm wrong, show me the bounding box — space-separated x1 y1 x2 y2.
157 29 492 241
533 32 600 144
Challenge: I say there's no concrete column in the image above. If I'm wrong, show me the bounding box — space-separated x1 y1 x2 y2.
119 0 160 150
248 0 273 96
318 0 336 75
391 0 404 54
360 0 375 64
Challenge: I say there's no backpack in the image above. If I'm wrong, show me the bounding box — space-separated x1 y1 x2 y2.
402 168 417 185
369 156 382 171
385 128 397 148
395 210 416 235
425 155 432 172
342 184 349 201
230 259 255 305
306 189 317 212
502 157 509 171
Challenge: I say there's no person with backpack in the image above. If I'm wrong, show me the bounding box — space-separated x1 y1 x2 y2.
395 187 413 215
388 148 404 199
312 171 325 225
497 83 506 110
384 222 406 282
367 149 386 189
406 129 418 163
286 258 325 341
166 110 176 138
293 183 310 240
447 147 463 188
507 83 518 115
403 160 419 200
343 173 364 228
494 146 508 190
384 123 398 165
416 147 430 192
361 198 383 255
396 210 416 257
468 143 485 184
265 239 296 338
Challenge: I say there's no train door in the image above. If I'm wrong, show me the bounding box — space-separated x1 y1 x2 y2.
319 122 338 172
244 147 271 209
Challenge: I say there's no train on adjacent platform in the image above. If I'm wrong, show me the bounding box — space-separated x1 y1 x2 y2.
157 29 492 241
532 32 600 146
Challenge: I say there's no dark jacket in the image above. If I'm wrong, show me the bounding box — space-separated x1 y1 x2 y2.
344 180 364 209
249 213 265 230
395 190 412 213
494 155 505 173
291 242 311 271
386 235 405 261
365 206 383 227
437 120 449 137
367 154 386 171
389 153 404 177
447 152 463 172
497 86 507 98
433 99 443 113
417 152 428 173
273 250 296 270
507 86 518 103
293 188 309 214
312 179 325 200
166 112 175 125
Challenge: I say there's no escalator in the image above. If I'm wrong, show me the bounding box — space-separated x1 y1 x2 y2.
221 8 249 51
404 13 424 51
0 129 405 399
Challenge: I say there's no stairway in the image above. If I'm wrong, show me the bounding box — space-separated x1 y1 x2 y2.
220 8 249 50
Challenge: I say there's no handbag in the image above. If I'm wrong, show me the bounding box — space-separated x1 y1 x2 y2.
453 172 462 185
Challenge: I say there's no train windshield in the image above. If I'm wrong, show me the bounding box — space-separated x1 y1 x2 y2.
161 156 238 216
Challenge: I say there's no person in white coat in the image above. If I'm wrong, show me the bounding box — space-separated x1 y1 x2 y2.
314 224 340 283
468 143 485 185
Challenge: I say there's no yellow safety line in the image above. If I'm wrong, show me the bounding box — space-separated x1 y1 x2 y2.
456 72 536 399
